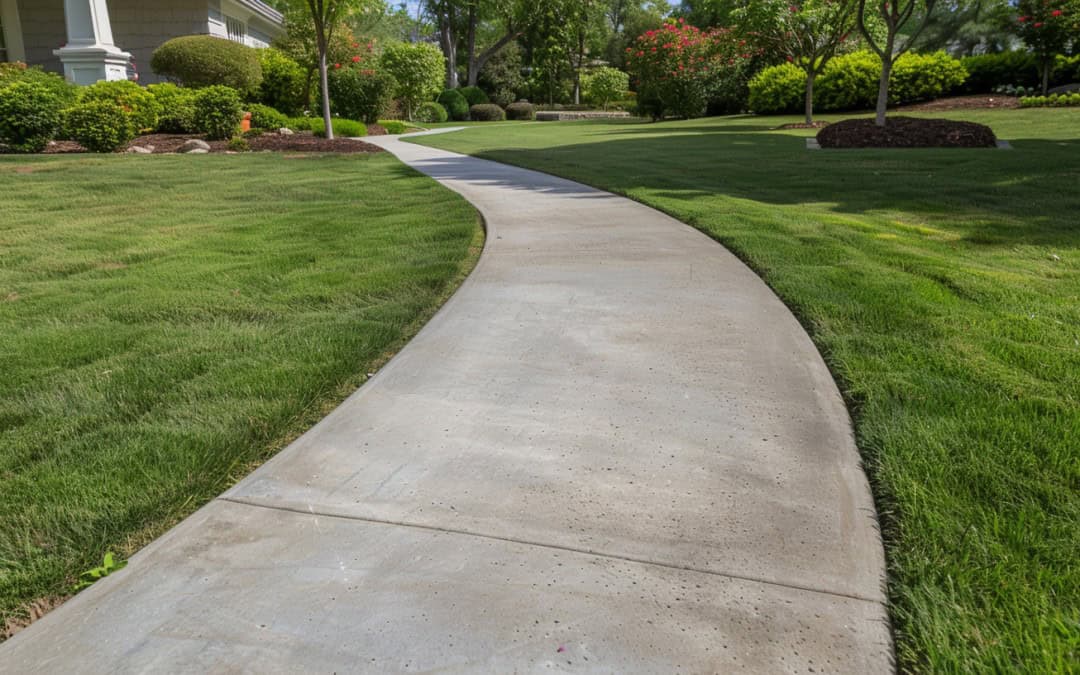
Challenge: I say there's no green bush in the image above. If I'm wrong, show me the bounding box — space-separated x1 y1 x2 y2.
458 85 489 106
891 51 967 104
748 63 805 115
311 117 368 138
505 101 536 120
151 35 262 97
328 68 397 123
469 103 505 121
286 116 314 132
147 83 197 133
256 47 307 115
379 42 446 120
437 89 470 121
816 51 881 111
960 51 1039 93
0 81 65 153
227 135 250 152
77 80 161 133
0 62 77 108
583 67 630 109
1019 93 1080 107
64 100 136 152
247 103 288 130
415 101 448 123
192 85 243 140
378 120 408 134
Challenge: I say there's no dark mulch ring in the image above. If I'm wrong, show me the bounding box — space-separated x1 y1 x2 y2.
816 116 997 149
777 121 830 130
899 95 1020 111
42 130 384 155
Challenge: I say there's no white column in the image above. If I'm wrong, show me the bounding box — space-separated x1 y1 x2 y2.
53 0 131 84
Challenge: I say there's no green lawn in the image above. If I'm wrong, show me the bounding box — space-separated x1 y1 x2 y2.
0 153 481 632
411 110 1080 672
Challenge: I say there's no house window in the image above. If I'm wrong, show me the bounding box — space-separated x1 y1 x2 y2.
225 16 246 44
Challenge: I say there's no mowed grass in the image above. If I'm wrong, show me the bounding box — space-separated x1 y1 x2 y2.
0 153 481 629
412 110 1080 672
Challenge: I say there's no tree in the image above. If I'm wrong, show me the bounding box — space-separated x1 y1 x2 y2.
857 0 939 126
425 0 534 88
1012 0 1077 93
583 66 630 108
737 0 858 124
380 41 446 119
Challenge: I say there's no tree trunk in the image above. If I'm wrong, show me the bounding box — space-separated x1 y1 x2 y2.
437 8 458 89
875 58 892 127
1042 59 1050 96
805 72 815 124
319 48 333 139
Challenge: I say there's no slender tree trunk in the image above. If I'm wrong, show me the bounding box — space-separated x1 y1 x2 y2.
1041 59 1050 96
319 48 333 139
875 58 892 127
437 8 458 89
465 4 477 87
805 72 815 124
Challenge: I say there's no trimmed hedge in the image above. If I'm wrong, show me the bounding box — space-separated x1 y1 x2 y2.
378 120 408 134
469 103 505 121
748 63 805 115
437 89 469 121
77 80 161 133
0 62 77 108
505 101 536 120
329 68 397 124
151 35 262 96
64 100 136 152
891 52 967 104
816 51 881 111
247 103 288 130
192 85 243 140
415 101 448 123
1020 92 1080 107
147 83 198 133
311 117 368 138
459 85 489 106
0 81 66 153
257 47 307 115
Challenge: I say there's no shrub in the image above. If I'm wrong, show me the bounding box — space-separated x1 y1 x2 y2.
816 51 881 111
328 68 397 123
505 101 536 120
77 80 161 133
151 35 262 96
379 42 446 120
192 85 243 140
583 67 630 109
415 101 448 123
286 116 314 131
311 117 367 138
147 83 197 133
469 103 505 121
64 101 136 152
748 63 805 114
960 51 1040 93
379 120 408 134
437 89 470 121
890 52 968 104
1020 93 1080 107
458 85 489 106
247 103 288 130
0 62 78 108
256 47 307 115
227 135 250 152
0 81 65 153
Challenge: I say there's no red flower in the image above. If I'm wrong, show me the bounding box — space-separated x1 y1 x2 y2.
1034 21 1044 26
1051 9 1062 15
1018 15 1028 21
352 55 361 62
334 63 342 69
352 42 359 48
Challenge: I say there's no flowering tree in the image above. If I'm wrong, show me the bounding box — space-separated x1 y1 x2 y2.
625 19 756 120
736 0 859 124
1013 0 1077 93
857 0 940 126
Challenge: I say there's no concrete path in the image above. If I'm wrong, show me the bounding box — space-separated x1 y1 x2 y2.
0 131 892 673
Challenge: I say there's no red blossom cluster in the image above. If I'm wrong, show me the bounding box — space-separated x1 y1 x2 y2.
625 19 756 83
333 39 377 71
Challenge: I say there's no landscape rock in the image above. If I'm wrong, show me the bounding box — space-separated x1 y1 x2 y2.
278 128 294 136
180 139 211 153
186 148 209 155
126 146 152 154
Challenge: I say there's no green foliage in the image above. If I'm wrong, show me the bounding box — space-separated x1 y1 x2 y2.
816 50 881 111
227 135 251 152
147 83 198 133
0 81 65 153
63 101 136 153
379 42 446 120
246 103 289 130
748 63 806 114
1020 92 1080 106
582 67 630 109
192 85 244 140
73 553 127 591
378 120 408 134
151 35 263 96
286 116 314 131
468 103 506 121
256 47 308 115
0 62 77 108
458 86 490 106
890 52 968 104
961 51 1041 92
437 89 470 121
311 117 368 138
505 101 537 120
328 67 397 124
77 80 161 133
415 101 449 124
478 43 525 106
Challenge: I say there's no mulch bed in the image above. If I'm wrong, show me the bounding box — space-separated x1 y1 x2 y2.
899 95 1020 111
816 116 997 149
41 130 384 155
777 121 830 130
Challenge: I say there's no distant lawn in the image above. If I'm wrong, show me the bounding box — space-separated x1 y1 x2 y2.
0 153 481 631
411 109 1080 672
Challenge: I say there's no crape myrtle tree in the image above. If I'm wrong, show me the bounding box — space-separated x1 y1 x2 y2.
857 0 940 126
737 0 859 124
1012 0 1078 93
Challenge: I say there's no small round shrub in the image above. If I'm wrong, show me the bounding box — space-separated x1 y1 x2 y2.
147 83 197 133
257 47 307 115
227 135 250 152
469 103 505 121
151 35 262 96
0 62 78 108
0 81 65 153
583 67 630 109
77 80 161 133
816 51 881 111
459 85 489 106
891 51 967 105
505 101 536 120
329 68 397 123
64 101 136 152
379 120 408 134
287 116 314 131
437 89 469 121
192 85 243 140
247 103 288 130
311 117 368 138
748 63 805 115
415 101 448 123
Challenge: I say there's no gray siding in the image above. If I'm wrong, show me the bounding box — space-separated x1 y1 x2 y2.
108 0 208 83
15 0 65 74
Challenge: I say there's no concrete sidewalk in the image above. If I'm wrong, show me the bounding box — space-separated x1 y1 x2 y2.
0 131 892 673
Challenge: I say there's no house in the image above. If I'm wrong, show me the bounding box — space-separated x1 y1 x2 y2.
0 0 284 85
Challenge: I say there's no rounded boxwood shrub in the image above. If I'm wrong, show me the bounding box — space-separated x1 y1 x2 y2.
256 47 307 115
147 83 198 133
437 89 469 121
583 67 630 109
748 63 805 115
77 80 161 133
379 120 408 134
192 85 243 140
816 51 881 111
287 116 314 132
469 103 505 121
415 101 448 123
329 68 397 123
890 51 967 104
311 117 368 138
505 101 535 120
64 100 136 152
247 103 288 130
458 85 489 106
0 81 65 153
0 62 78 108
151 35 262 96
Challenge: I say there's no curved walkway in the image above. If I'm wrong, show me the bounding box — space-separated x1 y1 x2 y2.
1 132 891 673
